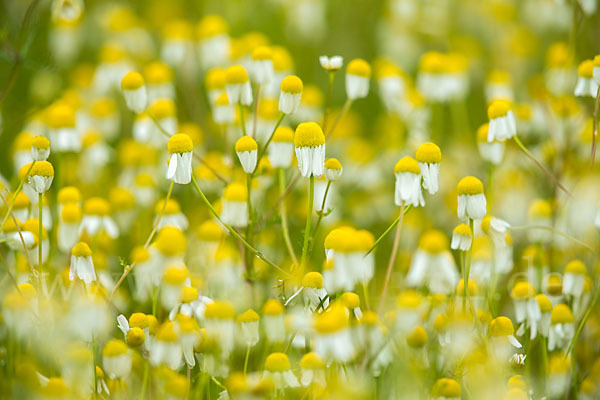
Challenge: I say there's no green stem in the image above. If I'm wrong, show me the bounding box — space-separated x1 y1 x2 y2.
512 135 572 197
138 360 149 400
0 161 35 232
239 102 247 137
244 174 254 278
251 85 261 139
591 86 600 170
487 162 494 213
322 71 335 131
377 205 405 315
311 181 332 236
278 168 298 267
254 113 285 173
243 345 251 376
300 175 315 270
38 193 43 272
190 175 290 277
325 98 352 139
365 205 412 256
464 218 474 302
565 279 600 356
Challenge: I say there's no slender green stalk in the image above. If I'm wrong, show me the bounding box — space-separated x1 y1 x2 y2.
591 86 600 170
109 181 175 301
311 181 332 236
300 175 315 269
565 280 600 356
487 162 494 212
0 161 35 232
239 102 248 137
377 204 405 315
251 85 261 138
138 360 149 400
254 113 285 172
460 251 467 312
244 174 254 277
365 205 412 256
512 135 572 197
152 286 159 316
243 345 251 376
278 168 298 267
191 175 290 277
38 194 43 273
464 219 474 302
325 99 352 139
322 71 335 131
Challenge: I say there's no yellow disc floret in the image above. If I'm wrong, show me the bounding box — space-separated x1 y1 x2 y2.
121 71 145 90
126 327 145 347
272 126 294 143
263 299 284 316
302 271 324 288
205 301 235 319
406 325 428 348
578 60 594 78
488 99 511 119
280 75 303 94
347 58 372 78
324 158 342 170
225 65 249 84
30 161 54 177
300 352 324 369
235 136 258 152
264 352 290 372
294 122 325 148
490 316 515 336
32 136 50 150
223 183 247 202
419 230 448 253
415 142 442 164
510 281 536 300
84 198 110 216
237 309 260 323
102 339 128 357
453 223 472 236
564 260 587 275
72 242 92 258
168 133 193 154
457 176 484 195
551 304 574 325
394 156 420 174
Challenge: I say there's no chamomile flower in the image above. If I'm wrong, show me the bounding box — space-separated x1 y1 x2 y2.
197 16 230 69
148 98 177 142
299 352 326 387
237 309 260 347
431 378 461 400
279 75 303 115
341 292 363 319
155 199 188 231
150 321 183 369
548 304 575 351
457 176 486 220
324 158 343 182
213 93 235 125
167 133 194 184
394 156 424 207
487 100 517 142
225 65 253 106
204 301 236 355
313 305 355 362
346 58 371 100
251 46 274 85
144 61 175 102
268 126 295 168
69 241 95 284
407 230 458 294
527 199 553 243
489 316 522 361
161 264 190 310
102 340 131 380
477 123 505 165
29 161 54 194
46 102 80 152
80 197 119 238
120 71 147 113
562 260 587 299
415 142 441 195
264 352 300 389
302 271 328 311
220 183 248 228
575 60 598 97
262 299 286 343
510 281 536 326
235 136 258 174
174 314 200 367
485 70 514 102
319 56 343 71
451 223 473 251
31 136 50 161
294 122 326 178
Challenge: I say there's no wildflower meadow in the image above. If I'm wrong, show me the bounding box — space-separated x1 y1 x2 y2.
1 0 600 399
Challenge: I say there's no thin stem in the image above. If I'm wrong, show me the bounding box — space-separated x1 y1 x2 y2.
138 360 149 400
109 181 175 301
487 162 494 212
254 113 285 173
278 168 298 267
311 181 332 237
362 282 371 311
464 219 474 304
251 85 261 139
244 174 254 278
325 99 352 139
243 345 251 376
565 279 600 356
191 175 290 277
256 172 302 230
38 193 43 274
322 71 335 131
239 102 248 137
512 136 572 197
300 175 315 270
510 225 597 256
377 205 405 315
0 161 36 232
365 205 412 256
591 86 600 170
